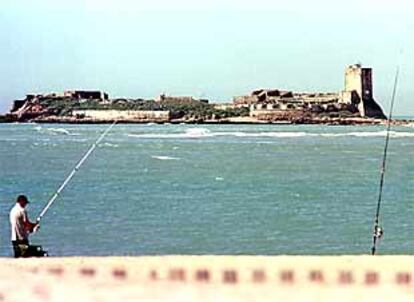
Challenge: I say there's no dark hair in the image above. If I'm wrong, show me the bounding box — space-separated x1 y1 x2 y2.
17 195 28 203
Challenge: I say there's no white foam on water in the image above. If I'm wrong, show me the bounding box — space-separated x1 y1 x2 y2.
256 132 308 138
151 155 180 160
215 177 224 181
126 128 307 139
390 131 414 138
184 128 213 138
69 138 88 142
1 138 28 142
101 142 119 148
403 123 414 128
127 133 176 139
321 131 414 138
126 128 414 139
12 122 37 126
127 128 213 139
35 126 79 136
49 128 72 135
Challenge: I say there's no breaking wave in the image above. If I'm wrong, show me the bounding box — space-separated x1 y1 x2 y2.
151 155 180 161
101 142 119 148
126 128 414 139
34 126 78 136
320 131 414 138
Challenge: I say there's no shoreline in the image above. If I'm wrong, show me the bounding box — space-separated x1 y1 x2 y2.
1 113 414 126
1 117 413 126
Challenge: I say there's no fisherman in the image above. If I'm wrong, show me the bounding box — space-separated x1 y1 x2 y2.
9 195 40 258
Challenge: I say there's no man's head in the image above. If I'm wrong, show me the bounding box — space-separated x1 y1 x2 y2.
16 195 29 207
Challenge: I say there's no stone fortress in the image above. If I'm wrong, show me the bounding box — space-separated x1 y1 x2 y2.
234 64 386 120
6 64 387 123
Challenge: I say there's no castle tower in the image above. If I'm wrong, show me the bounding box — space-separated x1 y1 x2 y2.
344 64 374 117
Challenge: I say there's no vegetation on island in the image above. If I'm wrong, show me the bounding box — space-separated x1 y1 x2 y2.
7 90 399 125
36 97 249 120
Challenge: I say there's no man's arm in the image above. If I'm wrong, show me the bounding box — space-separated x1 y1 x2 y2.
23 212 39 233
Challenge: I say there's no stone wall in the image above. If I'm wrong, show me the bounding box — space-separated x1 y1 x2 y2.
237 64 385 119
64 90 109 100
156 94 205 103
72 110 170 121
233 95 258 105
343 64 382 118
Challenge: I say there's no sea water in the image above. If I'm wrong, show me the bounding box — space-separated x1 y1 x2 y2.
0 123 413 257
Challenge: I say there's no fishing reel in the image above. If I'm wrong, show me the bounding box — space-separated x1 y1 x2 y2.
31 245 48 257
373 226 384 239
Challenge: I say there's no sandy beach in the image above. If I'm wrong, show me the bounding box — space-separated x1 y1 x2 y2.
2 255 414 301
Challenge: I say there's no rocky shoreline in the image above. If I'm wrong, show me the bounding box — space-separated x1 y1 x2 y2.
1 114 413 126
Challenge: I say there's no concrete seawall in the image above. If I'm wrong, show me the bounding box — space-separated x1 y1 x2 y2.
71 109 170 122
2 255 414 301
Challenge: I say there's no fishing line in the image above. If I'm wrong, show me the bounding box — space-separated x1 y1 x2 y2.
36 120 117 222
370 49 403 255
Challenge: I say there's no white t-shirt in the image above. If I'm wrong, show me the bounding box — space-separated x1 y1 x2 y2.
9 203 29 241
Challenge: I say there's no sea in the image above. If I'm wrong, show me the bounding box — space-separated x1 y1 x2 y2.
1 122 414 257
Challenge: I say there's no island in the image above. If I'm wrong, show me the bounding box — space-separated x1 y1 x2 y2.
1 64 412 125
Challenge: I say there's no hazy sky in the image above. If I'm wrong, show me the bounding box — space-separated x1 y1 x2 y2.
1 0 413 114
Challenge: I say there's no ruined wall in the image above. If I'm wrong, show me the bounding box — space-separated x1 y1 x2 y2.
343 64 382 117
235 64 386 120
363 99 386 119
233 95 258 105
11 100 26 112
361 68 373 100
345 64 363 99
72 110 170 121
64 91 108 100
156 94 202 103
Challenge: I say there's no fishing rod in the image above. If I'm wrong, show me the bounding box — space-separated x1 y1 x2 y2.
370 64 401 255
36 120 117 223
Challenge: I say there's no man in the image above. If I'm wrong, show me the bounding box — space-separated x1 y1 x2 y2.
9 195 40 258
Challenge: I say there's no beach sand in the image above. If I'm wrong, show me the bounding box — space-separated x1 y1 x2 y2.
1 255 414 301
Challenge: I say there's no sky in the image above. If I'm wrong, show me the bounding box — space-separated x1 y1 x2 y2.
0 0 413 114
